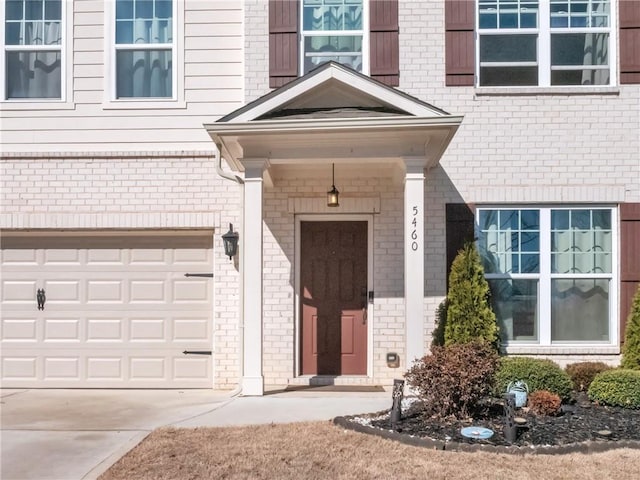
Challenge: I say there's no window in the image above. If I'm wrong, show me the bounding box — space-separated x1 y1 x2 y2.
477 0 612 86
301 0 367 75
114 0 173 99
3 0 62 99
478 207 616 345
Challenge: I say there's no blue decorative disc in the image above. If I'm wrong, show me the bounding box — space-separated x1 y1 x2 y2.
460 426 494 439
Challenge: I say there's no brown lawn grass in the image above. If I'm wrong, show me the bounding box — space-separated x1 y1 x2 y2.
100 421 640 480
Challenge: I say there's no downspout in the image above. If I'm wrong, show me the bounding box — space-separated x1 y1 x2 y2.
215 148 245 397
215 148 244 185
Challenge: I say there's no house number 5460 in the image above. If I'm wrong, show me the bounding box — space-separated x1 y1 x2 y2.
410 206 419 251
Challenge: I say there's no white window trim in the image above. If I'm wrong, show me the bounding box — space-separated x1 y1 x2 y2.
476 205 619 352
299 0 369 76
0 0 74 110
103 0 185 110
475 0 618 88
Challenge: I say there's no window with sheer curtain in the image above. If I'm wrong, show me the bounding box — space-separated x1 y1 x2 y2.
115 0 173 99
478 207 615 345
301 0 366 75
477 0 612 86
4 0 62 99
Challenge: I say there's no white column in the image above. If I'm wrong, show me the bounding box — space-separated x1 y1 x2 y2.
403 158 425 367
241 158 269 396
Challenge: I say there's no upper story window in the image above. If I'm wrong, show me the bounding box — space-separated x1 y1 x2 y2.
477 0 612 86
301 0 367 75
114 0 174 99
3 0 62 99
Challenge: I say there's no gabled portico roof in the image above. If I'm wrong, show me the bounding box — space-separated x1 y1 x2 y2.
205 62 463 175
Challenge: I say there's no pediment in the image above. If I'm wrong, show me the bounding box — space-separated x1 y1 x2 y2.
217 62 449 123
205 62 463 179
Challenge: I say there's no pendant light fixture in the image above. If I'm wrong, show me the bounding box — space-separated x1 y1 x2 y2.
327 163 340 207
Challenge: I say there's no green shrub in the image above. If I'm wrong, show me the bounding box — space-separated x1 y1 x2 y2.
495 357 573 401
405 342 499 419
565 362 612 392
528 390 562 416
622 285 640 370
444 242 499 350
588 369 640 409
431 298 448 348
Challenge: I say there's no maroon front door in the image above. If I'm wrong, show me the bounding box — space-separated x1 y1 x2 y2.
300 221 368 375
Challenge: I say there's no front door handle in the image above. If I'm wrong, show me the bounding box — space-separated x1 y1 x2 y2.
37 289 46 310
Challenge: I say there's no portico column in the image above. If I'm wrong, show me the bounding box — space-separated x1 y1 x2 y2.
241 158 269 396
403 157 425 367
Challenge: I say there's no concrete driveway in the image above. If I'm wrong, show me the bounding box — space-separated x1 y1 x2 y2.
1 387 391 480
0 388 233 480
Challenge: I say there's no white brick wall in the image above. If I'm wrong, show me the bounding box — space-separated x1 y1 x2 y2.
261 175 408 386
242 0 639 384
0 152 244 389
244 0 270 103
397 1 639 205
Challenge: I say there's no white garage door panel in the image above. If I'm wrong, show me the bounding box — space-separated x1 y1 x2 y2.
2 349 213 388
1 234 214 388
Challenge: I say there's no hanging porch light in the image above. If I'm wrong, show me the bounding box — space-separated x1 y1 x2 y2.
327 163 340 207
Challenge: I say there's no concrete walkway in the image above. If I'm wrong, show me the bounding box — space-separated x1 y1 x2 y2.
0 387 391 480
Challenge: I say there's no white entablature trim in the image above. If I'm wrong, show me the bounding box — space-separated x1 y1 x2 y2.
287 196 381 214
1 212 221 230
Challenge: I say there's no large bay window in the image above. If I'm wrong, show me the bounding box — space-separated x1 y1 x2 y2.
114 0 174 99
3 0 62 99
301 0 367 75
477 0 613 86
478 207 616 346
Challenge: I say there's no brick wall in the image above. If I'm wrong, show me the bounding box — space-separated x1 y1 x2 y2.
244 0 270 103
261 174 407 386
244 1 639 378
0 152 244 389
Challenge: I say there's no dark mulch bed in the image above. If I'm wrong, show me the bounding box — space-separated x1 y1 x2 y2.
368 393 640 448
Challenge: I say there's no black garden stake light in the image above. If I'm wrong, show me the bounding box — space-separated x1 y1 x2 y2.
327 163 340 207
222 223 239 260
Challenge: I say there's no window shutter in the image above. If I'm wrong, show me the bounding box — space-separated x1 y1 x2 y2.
620 0 640 84
620 203 640 342
370 0 399 87
445 203 476 289
269 0 299 88
445 0 475 86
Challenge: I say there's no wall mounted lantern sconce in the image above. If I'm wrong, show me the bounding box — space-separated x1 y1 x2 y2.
222 223 239 260
327 163 340 207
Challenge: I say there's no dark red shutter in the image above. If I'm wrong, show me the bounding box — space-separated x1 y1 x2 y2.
620 0 640 84
445 0 475 86
445 203 476 289
370 0 399 86
620 203 640 342
269 0 299 88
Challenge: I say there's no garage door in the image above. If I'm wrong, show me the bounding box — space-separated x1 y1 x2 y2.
1 233 214 388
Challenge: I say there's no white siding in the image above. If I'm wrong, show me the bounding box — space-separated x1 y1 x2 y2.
0 0 244 153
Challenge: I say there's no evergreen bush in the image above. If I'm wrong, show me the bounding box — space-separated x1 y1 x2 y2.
431 298 448 348
588 369 640 409
621 285 640 370
405 342 499 419
495 357 573 401
565 362 612 392
444 242 499 350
